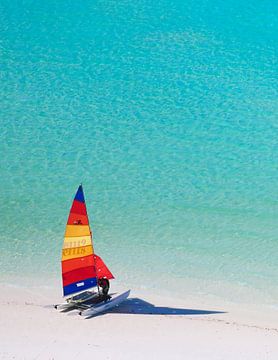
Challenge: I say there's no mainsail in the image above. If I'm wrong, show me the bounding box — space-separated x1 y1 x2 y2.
61 185 113 296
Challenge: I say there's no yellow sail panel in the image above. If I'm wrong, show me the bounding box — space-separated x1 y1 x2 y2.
64 225 91 237
63 235 92 249
62 245 93 261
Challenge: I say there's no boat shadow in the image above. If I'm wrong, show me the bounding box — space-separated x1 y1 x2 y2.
105 297 226 316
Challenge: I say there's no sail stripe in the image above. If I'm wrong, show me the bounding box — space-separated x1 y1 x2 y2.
63 277 97 296
70 200 87 215
65 225 91 237
63 236 92 249
62 245 93 261
62 266 96 286
67 213 89 225
74 186 85 202
62 255 95 273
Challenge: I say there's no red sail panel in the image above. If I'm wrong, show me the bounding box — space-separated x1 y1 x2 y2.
94 254 115 280
63 266 97 287
62 255 95 273
69 200 87 216
67 213 89 225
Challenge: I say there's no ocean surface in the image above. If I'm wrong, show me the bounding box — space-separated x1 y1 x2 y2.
1 0 277 306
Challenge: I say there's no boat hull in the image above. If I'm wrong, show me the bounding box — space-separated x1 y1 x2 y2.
80 290 131 317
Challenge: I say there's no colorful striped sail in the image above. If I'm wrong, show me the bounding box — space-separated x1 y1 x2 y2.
62 185 97 296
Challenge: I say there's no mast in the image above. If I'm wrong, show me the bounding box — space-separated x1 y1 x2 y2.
90 229 101 297
83 183 100 296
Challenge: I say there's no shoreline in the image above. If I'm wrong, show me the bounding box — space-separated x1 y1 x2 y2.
1 282 277 359
2 272 277 325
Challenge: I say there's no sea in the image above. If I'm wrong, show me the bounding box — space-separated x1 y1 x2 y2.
1 0 277 308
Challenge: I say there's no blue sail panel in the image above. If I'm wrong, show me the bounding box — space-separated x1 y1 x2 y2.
74 185 85 203
63 277 97 296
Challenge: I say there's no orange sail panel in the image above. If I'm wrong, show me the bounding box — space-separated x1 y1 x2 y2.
61 185 97 296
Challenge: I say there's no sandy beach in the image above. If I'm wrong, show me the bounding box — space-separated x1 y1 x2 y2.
1 284 277 360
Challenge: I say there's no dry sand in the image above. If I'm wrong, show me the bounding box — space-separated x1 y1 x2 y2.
0 284 277 359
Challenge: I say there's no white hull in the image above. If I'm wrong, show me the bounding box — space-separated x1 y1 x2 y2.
80 290 130 317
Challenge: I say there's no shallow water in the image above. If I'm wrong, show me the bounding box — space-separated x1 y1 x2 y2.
1 0 277 306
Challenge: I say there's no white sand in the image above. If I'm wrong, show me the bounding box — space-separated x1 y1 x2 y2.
0 284 277 360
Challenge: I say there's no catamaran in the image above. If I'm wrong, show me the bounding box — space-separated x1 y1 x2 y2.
55 185 130 316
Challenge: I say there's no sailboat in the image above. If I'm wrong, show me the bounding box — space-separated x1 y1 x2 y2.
55 185 130 316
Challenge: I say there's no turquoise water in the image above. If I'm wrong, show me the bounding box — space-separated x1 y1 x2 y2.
1 1 277 305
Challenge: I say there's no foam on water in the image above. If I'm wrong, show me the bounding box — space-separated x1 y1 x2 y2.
0 0 277 307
